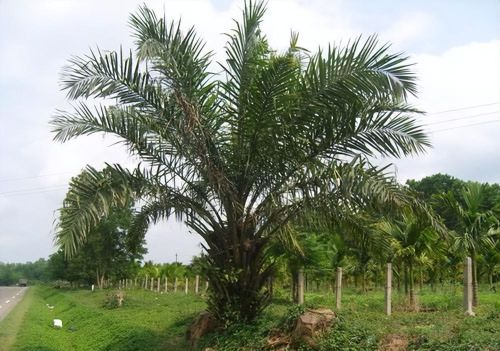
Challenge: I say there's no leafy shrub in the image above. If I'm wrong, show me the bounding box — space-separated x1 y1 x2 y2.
278 304 307 332
103 291 124 309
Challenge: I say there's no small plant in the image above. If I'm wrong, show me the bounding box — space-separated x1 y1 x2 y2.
278 304 307 332
103 291 124 309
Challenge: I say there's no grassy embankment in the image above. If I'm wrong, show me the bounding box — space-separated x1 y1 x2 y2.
0 286 205 351
1 285 499 351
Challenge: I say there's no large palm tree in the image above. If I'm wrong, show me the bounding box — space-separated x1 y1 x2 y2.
438 182 498 306
51 1 430 322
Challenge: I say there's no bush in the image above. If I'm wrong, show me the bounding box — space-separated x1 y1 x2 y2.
278 304 307 332
103 291 124 309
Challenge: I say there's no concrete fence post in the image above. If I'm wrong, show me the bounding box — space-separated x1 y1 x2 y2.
335 267 342 310
150 277 154 292
157 277 161 293
185 278 189 294
165 277 168 293
195 275 199 294
298 268 305 305
385 263 392 316
464 257 475 316
174 277 178 293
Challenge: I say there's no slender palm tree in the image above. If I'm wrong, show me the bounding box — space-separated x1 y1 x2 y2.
438 182 498 306
51 1 430 322
376 211 441 308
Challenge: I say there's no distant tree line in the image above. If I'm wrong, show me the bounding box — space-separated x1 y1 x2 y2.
0 259 49 285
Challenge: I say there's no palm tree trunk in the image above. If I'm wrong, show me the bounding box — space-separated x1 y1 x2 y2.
292 272 298 302
408 260 416 310
362 270 367 293
204 226 274 323
404 265 409 296
471 252 478 307
419 269 423 291
269 275 274 298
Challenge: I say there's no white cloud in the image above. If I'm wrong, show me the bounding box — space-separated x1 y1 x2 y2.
382 11 433 47
388 40 500 183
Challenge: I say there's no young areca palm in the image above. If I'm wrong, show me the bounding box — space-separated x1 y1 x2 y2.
51 1 430 322
376 212 441 308
438 182 498 306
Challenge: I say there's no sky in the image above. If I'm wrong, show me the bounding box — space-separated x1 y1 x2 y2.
0 0 499 264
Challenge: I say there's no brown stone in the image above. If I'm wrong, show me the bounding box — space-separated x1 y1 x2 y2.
292 308 336 346
186 311 218 346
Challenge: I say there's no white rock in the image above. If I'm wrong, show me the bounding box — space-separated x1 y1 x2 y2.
53 319 63 328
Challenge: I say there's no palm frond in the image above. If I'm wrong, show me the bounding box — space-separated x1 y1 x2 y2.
129 4 213 99
55 164 149 257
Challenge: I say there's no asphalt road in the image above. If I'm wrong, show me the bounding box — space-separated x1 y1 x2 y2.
0 286 28 321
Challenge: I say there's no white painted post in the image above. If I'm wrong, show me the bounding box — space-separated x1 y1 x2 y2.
385 263 392 316
185 278 189 294
174 277 178 293
335 267 342 310
91 284 95 292
195 275 200 294
464 257 475 316
165 276 168 292
150 277 154 292
157 277 161 293
298 269 305 305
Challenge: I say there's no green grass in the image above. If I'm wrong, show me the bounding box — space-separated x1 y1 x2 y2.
200 286 500 351
1 286 205 351
1 285 499 351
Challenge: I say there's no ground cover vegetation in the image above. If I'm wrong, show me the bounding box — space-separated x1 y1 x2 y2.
0 285 498 351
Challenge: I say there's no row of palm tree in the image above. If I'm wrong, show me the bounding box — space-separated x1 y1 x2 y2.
277 182 498 308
